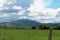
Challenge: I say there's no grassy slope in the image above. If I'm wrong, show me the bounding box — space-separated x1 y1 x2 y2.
0 29 60 40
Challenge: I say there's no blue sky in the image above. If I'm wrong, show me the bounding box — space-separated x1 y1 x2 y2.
0 0 60 23
48 0 60 8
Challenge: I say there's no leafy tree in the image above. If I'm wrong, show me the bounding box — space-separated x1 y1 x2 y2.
39 23 49 29
32 26 36 29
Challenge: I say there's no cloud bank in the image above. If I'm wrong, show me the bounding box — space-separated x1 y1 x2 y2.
27 0 60 23
0 0 60 23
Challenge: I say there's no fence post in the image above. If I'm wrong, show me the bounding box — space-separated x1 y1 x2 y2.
48 27 53 40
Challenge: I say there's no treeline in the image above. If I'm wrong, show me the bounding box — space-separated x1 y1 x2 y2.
32 23 60 30
0 23 60 30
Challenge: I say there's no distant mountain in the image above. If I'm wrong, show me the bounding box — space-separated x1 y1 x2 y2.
9 19 40 28
0 19 40 28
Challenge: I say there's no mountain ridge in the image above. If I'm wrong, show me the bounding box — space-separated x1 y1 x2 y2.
0 19 40 28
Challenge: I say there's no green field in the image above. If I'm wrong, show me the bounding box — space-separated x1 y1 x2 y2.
0 29 60 40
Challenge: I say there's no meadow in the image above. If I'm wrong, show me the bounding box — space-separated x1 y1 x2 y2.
0 29 60 40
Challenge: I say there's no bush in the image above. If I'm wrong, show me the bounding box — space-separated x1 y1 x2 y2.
32 26 36 29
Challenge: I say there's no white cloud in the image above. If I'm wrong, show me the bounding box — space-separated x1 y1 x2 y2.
28 0 44 12
28 12 39 17
17 10 25 16
41 20 54 23
11 13 17 15
0 0 6 7
18 16 28 19
56 8 60 12
31 8 60 23
0 0 16 10
28 0 52 12
0 7 10 11
0 14 9 18
13 6 23 10
7 1 15 5
43 8 57 18
27 0 60 23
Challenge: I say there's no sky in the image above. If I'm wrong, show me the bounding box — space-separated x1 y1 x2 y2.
0 0 60 23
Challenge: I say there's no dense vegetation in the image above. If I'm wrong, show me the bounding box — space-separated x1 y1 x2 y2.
0 23 60 30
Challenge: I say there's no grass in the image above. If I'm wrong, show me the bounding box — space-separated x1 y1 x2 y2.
0 29 60 40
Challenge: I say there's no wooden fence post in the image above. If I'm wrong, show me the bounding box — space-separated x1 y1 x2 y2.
48 27 53 40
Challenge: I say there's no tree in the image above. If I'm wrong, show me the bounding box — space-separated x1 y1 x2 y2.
39 23 49 29
32 26 36 29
